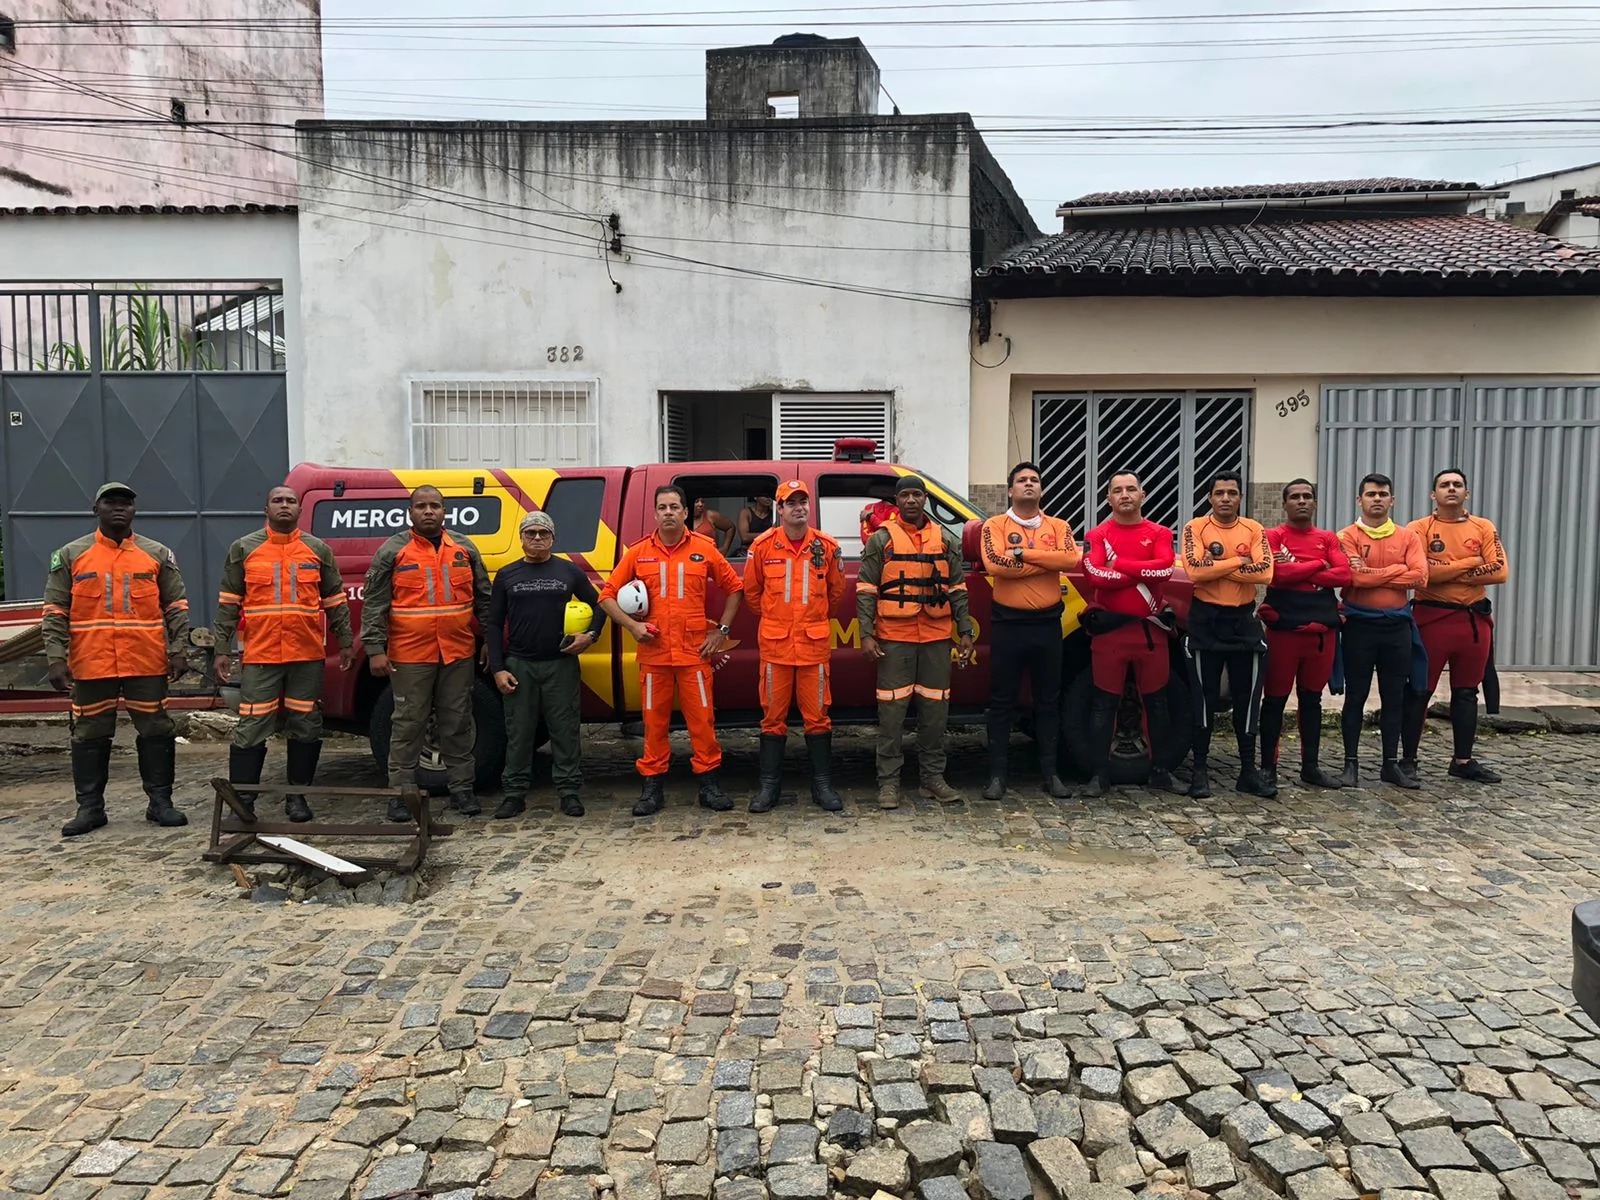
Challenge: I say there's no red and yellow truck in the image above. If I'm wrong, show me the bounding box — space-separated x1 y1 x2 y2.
282 449 1193 790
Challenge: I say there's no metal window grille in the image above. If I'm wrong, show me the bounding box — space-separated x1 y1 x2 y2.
1 284 285 373
1033 390 1251 532
774 393 892 460
662 399 690 462
409 379 598 468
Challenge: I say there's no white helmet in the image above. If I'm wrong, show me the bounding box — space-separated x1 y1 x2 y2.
616 579 650 617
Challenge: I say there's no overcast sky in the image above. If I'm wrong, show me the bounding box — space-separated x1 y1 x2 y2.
321 0 1600 226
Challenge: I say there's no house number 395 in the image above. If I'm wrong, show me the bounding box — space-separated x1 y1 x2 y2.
1275 388 1310 418
547 345 584 363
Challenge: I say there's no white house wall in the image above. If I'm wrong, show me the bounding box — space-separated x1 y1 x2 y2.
294 121 975 490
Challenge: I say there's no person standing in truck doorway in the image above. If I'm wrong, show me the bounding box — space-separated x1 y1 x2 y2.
743 479 847 815
214 486 355 823
362 485 491 822
858 475 976 810
979 462 1081 801
600 484 744 817
487 510 606 820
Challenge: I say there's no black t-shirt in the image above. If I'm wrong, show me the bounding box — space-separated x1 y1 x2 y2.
485 558 604 670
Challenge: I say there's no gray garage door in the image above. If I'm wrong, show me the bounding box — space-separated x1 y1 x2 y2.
1 287 289 628
1319 381 1600 669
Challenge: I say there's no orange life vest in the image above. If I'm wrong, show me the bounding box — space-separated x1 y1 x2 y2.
876 518 954 644
387 532 478 663
61 534 173 680
226 529 343 665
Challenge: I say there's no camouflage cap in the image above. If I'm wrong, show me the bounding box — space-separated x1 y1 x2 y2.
95 482 137 502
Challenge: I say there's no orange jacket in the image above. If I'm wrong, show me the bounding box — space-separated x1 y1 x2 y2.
1338 522 1427 610
980 513 1081 612
1182 515 1275 606
214 527 353 665
1407 513 1509 606
361 529 492 665
743 525 846 665
42 531 189 680
601 530 743 667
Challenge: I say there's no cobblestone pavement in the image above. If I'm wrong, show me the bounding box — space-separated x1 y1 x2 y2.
2 721 1600 1200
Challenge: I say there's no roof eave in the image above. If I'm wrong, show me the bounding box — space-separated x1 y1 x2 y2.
974 269 1600 300
1054 190 1507 219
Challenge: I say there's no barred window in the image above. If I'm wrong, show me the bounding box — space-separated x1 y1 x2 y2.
409 378 598 469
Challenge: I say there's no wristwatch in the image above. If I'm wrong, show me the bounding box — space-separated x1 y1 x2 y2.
717 623 732 635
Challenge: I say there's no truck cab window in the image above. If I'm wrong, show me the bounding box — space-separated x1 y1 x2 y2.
542 477 605 554
816 472 977 557
672 473 779 558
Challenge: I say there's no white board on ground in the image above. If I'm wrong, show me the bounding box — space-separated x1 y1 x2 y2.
256 835 367 876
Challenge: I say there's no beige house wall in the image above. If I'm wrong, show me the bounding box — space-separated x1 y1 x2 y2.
968 295 1600 515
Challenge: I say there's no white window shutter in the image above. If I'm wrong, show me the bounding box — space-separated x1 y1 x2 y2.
773 393 892 461
662 400 690 462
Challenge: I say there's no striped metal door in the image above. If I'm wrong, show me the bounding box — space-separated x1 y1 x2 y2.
1467 384 1600 668
1033 391 1251 534
1319 381 1600 668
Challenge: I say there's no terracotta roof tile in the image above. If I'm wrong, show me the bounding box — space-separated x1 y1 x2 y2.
1065 177 1478 208
0 203 295 217
979 214 1600 295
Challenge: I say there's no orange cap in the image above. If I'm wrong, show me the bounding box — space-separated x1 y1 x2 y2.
775 479 809 503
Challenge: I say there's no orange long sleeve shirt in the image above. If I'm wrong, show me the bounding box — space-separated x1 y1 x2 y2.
980 513 1081 613
1181 515 1274 607
1338 521 1427 610
1407 513 1508 606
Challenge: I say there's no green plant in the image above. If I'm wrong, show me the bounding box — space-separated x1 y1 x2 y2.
34 286 216 371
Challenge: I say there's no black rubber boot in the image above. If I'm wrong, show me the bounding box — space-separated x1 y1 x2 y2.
1236 764 1276 799
138 736 187 827
559 794 585 817
981 776 1007 802
806 733 843 812
62 737 112 838
1187 763 1212 800
284 739 321 823
493 795 526 819
1448 759 1501 783
1148 767 1177 793
387 795 413 823
1037 737 1070 798
633 775 665 816
1084 688 1118 799
749 733 785 814
228 743 267 819
1339 757 1360 788
449 789 480 817
1381 759 1421 790
1450 685 1481 762
1302 765 1345 789
1401 689 1429 766
696 770 733 812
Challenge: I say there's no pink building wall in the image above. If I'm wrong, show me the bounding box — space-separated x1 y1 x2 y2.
0 0 324 209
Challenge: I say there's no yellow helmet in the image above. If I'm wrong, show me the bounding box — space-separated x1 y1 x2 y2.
564 600 595 637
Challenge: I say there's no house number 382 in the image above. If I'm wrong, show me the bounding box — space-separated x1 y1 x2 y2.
547 345 584 363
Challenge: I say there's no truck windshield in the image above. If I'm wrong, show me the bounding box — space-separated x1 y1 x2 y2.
916 473 980 546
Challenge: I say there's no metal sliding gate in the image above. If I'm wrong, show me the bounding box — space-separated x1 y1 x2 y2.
1033 390 1251 533
0 286 289 627
1319 382 1600 669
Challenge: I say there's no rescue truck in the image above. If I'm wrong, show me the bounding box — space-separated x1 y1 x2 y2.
281 445 1193 791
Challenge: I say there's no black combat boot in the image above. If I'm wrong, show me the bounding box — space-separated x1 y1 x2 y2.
806 732 844 812
284 740 321 823
138 736 187 827
387 795 414 822
449 789 480 817
749 733 785 814
228 743 268 819
632 775 665 816
62 737 113 838
696 770 733 812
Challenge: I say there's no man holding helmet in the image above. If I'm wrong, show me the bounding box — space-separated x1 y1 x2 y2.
600 485 744 816
486 510 606 819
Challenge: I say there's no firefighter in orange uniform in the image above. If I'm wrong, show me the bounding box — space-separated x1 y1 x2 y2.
362 485 492 821
600 484 744 817
43 482 192 838
743 480 847 814
214 486 355 822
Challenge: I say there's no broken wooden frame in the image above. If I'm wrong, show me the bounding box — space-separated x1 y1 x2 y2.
203 778 452 879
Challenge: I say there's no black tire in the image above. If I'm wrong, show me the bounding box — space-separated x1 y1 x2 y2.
367 678 507 795
1058 668 1194 783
